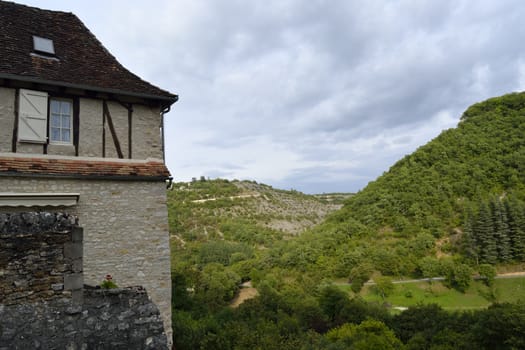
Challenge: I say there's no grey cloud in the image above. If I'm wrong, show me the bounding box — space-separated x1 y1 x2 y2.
15 0 525 192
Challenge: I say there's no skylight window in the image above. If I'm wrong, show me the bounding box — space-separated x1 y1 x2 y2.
33 36 55 55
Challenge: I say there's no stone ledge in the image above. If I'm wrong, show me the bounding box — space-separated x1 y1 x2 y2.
0 212 77 234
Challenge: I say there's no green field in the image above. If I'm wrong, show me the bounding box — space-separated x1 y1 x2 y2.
337 276 525 310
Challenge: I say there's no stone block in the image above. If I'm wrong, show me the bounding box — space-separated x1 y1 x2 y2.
51 283 64 291
64 273 83 291
72 258 83 273
71 227 83 243
72 290 83 304
64 242 83 260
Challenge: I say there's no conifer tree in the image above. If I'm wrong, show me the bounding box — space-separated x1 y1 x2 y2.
490 197 511 262
476 202 498 264
505 197 525 261
461 207 479 264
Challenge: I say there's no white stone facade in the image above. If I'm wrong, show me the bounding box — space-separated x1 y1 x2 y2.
0 176 172 342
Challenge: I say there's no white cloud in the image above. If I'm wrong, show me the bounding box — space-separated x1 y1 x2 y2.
16 0 525 192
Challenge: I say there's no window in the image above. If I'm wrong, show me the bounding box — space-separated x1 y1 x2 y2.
18 89 74 145
33 36 55 55
49 99 72 143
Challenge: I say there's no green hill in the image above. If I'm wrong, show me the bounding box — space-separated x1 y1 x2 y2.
168 179 342 277
168 92 525 350
257 92 525 280
169 179 342 240
334 92 525 236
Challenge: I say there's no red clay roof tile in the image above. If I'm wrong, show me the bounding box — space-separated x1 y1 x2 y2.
0 156 170 180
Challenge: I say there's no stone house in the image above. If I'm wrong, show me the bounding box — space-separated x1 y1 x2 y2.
0 1 177 341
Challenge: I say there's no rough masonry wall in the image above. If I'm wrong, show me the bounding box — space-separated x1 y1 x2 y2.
0 212 82 304
0 87 14 153
0 287 168 350
0 178 172 342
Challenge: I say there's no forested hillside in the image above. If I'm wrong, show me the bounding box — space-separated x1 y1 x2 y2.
335 92 525 236
168 92 525 349
273 92 525 280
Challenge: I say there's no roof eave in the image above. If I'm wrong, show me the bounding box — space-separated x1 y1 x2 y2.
0 73 178 106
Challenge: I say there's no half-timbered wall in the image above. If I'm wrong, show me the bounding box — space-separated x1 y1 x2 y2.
0 87 163 160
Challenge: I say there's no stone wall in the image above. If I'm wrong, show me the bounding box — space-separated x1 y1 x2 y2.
0 87 14 153
105 100 129 159
0 87 163 160
0 287 168 350
132 104 163 160
0 212 83 304
0 178 172 342
0 212 168 349
79 97 104 157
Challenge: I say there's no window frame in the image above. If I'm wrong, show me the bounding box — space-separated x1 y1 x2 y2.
48 98 73 145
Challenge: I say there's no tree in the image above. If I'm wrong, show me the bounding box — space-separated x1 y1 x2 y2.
505 196 525 261
349 263 373 293
373 275 394 300
443 261 472 293
490 197 512 262
326 320 404 350
418 256 442 281
461 207 479 264
318 285 350 324
476 202 498 264
391 304 450 344
478 264 496 287
472 303 525 350
194 263 241 311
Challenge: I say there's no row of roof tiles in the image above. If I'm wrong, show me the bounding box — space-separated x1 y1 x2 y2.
0 156 170 180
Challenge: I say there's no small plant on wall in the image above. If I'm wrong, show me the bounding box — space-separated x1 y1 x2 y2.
100 274 118 289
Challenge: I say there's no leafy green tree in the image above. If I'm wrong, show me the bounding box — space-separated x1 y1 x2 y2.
349 263 373 293
442 261 472 293
372 275 395 300
326 320 404 350
194 263 241 311
318 285 350 324
478 264 496 287
471 303 525 350
418 256 443 281
390 304 450 344
198 240 253 266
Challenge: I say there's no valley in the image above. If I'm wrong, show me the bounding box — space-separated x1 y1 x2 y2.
168 92 525 349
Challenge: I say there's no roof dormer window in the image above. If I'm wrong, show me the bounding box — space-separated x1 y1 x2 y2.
33 35 55 55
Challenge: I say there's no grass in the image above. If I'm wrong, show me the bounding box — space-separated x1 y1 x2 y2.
337 276 525 310
492 277 525 303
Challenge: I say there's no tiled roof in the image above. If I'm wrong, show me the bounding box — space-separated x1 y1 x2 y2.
0 156 171 180
0 1 177 104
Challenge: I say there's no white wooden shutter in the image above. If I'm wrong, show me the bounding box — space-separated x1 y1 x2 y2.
18 89 48 143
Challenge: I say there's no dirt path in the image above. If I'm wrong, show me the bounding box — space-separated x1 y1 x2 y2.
190 193 260 203
230 281 259 308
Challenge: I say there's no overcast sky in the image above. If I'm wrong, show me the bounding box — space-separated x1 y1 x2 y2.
17 0 525 193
